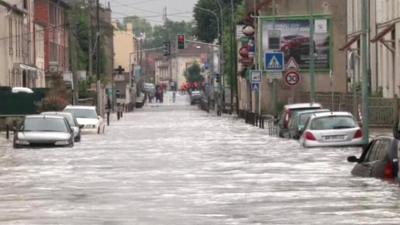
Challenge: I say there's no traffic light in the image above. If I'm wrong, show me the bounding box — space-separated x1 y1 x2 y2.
163 41 170 56
177 34 185 49
215 73 220 83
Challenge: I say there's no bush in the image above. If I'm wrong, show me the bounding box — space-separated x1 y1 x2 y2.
39 96 69 112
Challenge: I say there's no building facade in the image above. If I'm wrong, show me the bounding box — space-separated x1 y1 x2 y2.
0 0 39 88
345 0 400 98
238 0 347 114
34 0 69 87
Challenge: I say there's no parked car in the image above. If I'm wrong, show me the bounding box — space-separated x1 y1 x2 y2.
190 90 202 105
13 115 74 148
41 111 82 142
64 105 105 134
278 103 322 138
288 109 330 139
299 111 363 148
348 136 399 181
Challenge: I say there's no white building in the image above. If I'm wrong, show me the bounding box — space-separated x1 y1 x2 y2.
0 0 42 88
344 0 400 98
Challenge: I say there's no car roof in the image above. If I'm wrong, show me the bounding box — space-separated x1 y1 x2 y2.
293 109 330 116
311 111 354 118
284 103 322 110
64 105 96 110
42 111 73 116
26 115 65 119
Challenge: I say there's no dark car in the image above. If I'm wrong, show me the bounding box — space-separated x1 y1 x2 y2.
278 103 322 138
13 115 74 148
190 90 202 105
347 136 399 180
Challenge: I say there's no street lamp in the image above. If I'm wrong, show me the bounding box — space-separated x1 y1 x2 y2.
194 6 223 114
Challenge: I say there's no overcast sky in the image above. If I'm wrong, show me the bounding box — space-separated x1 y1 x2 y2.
108 0 198 25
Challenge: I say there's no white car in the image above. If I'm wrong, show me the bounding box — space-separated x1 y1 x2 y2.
64 105 105 134
299 111 363 148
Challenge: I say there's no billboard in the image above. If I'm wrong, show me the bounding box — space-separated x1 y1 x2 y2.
262 18 331 70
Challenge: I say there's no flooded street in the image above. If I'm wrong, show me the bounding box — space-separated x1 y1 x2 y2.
1 99 400 224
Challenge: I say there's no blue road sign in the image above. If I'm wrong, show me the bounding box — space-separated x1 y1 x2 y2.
265 52 284 71
251 83 260 91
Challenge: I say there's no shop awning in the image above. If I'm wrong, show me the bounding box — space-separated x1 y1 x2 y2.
339 34 360 51
371 24 395 43
15 63 37 72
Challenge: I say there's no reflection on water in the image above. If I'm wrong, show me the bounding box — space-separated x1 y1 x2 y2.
0 103 399 224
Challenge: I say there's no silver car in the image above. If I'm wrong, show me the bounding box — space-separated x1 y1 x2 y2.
299 112 363 148
41 111 82 142
13 115 74 148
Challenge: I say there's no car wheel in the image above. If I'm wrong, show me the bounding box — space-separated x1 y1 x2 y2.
75 135 81 142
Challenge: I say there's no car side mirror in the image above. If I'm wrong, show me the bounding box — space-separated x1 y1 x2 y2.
72 127 79 135
347 156 359 163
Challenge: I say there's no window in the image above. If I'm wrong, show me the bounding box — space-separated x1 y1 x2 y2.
49 3 56 25
365 140 390 162
23 0 28 10
50 43 58 62
310 116 356 130
9 17 13 55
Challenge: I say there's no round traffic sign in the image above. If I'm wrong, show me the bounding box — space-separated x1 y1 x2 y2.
284 71 301 86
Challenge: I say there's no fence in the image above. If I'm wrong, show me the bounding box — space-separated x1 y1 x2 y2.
298 93 396 127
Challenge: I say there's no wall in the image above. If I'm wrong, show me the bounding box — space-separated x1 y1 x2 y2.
113 23 135 72
256 0 347 114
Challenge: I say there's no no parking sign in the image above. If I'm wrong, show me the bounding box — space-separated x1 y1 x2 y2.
284 71 301 87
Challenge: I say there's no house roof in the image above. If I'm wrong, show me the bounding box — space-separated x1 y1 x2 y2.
0 0 27 15
175 42 210 57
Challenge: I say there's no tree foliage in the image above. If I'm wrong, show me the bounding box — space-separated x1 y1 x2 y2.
144 19 194 49
123 16 153 37
193 0 242 43
185 62 204 84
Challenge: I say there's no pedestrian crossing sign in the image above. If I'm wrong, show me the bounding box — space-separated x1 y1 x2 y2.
265 52 284 71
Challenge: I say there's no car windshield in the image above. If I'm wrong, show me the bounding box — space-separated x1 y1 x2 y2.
43 113 75 126
23 118 68 132
310 116 356 130
65 108 97 119
299 113 316 126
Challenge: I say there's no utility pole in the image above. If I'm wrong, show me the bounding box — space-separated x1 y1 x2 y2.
96 0 101 115
308 0 316 103
230 0 238 114
88 0 93 81
361 0 370 144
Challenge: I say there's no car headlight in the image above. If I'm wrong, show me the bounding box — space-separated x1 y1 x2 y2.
15 140 29 145
55 140 70 146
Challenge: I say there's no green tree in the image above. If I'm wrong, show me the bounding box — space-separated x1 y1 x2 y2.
185 62 204 84
123 16 153 37
145 19 194 49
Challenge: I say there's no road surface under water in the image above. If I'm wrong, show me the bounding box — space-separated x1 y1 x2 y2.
0 95 399 225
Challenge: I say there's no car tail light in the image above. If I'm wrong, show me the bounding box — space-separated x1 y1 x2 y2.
353 129 363 139
384 162 394 179
305 131 316 141
284 110 291 128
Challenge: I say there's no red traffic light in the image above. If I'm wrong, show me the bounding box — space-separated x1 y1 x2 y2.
177 34 185 49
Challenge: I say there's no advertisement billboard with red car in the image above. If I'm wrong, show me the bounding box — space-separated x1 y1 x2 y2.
262 18 331 71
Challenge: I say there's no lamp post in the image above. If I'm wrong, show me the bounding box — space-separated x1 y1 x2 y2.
195 6 223 114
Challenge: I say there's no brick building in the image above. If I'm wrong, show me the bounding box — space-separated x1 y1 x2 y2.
34 0 69 87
